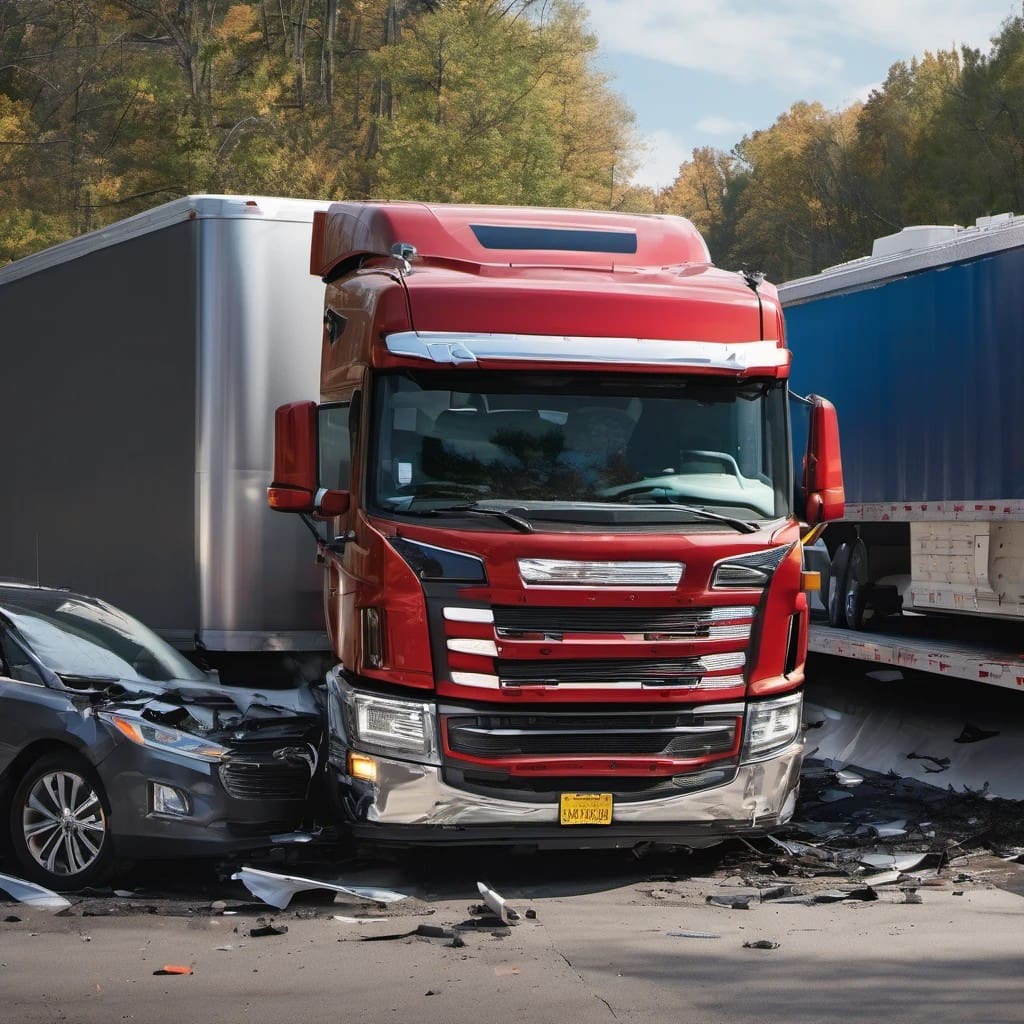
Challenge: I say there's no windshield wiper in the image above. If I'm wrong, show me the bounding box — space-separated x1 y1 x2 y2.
407 504 534 533
622 501 759 534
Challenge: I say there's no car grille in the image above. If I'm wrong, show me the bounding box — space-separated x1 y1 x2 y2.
219 760 311 801
493 605 752 640
495 656 742 688
446 711 738 758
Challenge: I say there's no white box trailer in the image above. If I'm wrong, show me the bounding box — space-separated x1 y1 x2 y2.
0 195 330 655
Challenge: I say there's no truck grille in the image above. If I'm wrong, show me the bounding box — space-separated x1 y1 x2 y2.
446 711 738 758
442 603 753 694
219 761 311 801
493 605 753 640
496 655 743 688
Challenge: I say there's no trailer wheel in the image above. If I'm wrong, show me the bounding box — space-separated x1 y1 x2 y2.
827 542 852 627
843 539 870 631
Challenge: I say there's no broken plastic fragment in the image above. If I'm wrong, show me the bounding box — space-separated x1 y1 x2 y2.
477 882 519 925
153 965 193 975
743 940 780 949
232 867 408 911
818 787 855 802
869 820 908 839
954 723 1000 744
859 852 928 872
0 872 71 912
835 769 863 787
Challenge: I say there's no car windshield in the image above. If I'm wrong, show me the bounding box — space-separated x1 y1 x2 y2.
369 371 791 521
0 591 209 683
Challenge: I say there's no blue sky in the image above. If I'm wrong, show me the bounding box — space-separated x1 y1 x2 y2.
579 0 1021 188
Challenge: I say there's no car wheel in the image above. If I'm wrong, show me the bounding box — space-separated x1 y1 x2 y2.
9 751 113 890
827 542 852 627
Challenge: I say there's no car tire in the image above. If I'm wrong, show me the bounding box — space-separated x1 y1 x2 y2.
827 542 852 627
9 751 114 890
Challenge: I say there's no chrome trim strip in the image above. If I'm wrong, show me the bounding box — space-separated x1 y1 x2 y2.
447 639 499 657
385 331 788 371
518 558 684 587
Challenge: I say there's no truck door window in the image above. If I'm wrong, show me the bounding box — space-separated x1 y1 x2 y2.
319 403 352 490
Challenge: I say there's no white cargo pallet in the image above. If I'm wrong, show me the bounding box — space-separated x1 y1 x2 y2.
809 624 1024 691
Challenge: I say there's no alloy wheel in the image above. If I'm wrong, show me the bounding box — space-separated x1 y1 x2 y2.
22 770 107 877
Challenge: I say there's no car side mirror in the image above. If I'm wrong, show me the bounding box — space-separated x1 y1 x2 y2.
268 401 350 517
803 395 844 525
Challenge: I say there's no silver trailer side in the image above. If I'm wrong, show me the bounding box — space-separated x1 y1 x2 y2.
0 195 329 653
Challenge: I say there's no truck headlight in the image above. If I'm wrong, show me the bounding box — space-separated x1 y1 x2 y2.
712 544 793 588
332 674 440 765
743 692 802 759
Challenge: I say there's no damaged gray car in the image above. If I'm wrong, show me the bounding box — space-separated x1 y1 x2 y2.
0 583 324 889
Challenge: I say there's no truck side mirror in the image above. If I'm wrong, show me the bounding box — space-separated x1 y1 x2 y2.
803 395 844 525
268 401 352 517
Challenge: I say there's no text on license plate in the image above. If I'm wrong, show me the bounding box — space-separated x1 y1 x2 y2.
559 792 613 826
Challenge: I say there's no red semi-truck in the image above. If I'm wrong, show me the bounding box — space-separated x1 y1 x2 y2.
269 202 844 848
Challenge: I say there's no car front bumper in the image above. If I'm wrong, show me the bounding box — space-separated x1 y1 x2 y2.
96 744 313 859
332 742 802 848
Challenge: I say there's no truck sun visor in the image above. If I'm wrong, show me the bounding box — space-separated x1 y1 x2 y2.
470 224 638 254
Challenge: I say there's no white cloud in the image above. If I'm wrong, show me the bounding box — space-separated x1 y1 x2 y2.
630 130 693 190
583 0 1018 90
843 80 883 107
695 115 752 137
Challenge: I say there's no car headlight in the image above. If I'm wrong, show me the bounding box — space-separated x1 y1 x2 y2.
743 692 802 759
332 674 439 764
101 713 229 762
712 544 793 588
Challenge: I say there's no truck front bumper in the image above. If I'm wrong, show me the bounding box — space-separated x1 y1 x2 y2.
333 743 802 848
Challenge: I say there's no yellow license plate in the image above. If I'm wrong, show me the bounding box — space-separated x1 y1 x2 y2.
559 792 613 826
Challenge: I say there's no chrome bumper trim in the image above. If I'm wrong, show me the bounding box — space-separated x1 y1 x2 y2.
345 743 802 829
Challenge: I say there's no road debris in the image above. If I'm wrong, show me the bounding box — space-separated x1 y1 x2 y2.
232 867 408 910
668 931 721 939
859 852 929 872
818 787 856 802
907 752 951 771
706 894 752 910
249 918 289 937
477 882 520 924
0 872 71 912
955 723 1000 744
835 769 864 787
153 965 193 976
743 940 780 950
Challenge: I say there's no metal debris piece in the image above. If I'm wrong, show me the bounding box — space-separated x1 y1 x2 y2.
766 835 835 861
269 830 321 844
477 882 520 925
835 769 864 787
333 915 390 924
706 894 752 910
743 940 780 949
668 931 721 939
0 872 71 913
232 866 408 911
759 884 802 902
859 870 901 886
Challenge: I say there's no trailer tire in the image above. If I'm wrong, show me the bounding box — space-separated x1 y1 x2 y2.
843 539 870 631
827 542 852 627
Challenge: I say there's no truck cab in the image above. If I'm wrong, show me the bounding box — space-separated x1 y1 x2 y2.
270 202 843 848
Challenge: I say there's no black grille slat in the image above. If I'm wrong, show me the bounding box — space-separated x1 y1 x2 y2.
494 606 744 635
446 712 737 759
219 761 310 801
497 658 710 685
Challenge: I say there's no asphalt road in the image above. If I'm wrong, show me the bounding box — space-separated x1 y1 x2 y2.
3 658 1024 1024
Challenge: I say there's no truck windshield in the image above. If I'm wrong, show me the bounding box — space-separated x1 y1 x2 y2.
370 372 791 522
